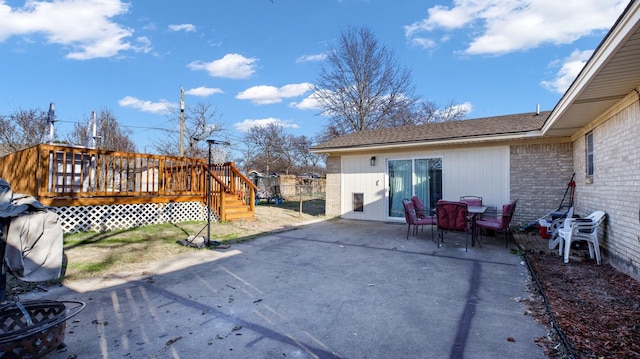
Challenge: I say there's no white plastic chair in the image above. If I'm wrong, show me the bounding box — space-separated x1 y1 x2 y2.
547 207 574 255
557 210 606 264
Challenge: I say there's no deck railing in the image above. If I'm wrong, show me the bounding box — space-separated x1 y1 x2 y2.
209 162 256 215
0 144 256 220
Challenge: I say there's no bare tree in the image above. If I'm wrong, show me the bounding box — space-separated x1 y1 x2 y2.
314 27 419 141
0 108 50 151
152 102 225 160
244 123 287 174
314 27 469 141
67 109 136 152
415 100 468 124
235 140 258 173
236 129 325 176
288 135 324 175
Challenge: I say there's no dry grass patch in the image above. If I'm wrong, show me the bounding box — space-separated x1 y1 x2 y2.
61 199 326 281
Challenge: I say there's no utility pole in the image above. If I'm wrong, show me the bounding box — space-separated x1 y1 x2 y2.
46 102 57 144
85 111 98 149
179 87 185 157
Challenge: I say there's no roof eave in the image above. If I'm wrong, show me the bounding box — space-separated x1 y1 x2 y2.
311 130 546 154
542 0 640 135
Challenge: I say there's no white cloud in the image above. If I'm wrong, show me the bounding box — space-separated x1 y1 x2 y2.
236 83 312 105
134 36 152 53
0 0 150 60
405 0 627 55
118 96 174 113
234 118 299 132
187 53 258 79
168 24 196 32
541 49 592 93
296 53 327 63
444 101 472 117
142 22 156 31
185 86 223 97
290 91 323 110
405 4 473 35
408 37 436 49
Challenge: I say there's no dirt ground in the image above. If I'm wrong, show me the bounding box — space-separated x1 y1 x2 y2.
516 231 640 359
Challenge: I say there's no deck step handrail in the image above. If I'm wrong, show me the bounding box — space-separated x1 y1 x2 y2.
208 162 257 219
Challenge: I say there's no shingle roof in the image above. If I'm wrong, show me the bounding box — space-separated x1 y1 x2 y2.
311 111 550 151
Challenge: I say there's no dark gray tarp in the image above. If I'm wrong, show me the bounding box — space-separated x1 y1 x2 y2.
0 178 63 282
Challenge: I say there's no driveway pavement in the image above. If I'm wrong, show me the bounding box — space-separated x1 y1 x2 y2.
28 219 547 359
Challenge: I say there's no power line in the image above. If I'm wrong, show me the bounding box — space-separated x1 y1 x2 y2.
2 114 247 146
56 119 174 132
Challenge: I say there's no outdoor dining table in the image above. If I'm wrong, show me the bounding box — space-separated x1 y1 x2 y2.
468 205 488 246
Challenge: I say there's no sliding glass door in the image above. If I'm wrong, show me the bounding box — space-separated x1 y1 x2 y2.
415 158 442 209
388 159 413 218
388 157 442 218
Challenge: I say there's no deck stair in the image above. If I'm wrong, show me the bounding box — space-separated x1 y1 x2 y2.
223 192 254 221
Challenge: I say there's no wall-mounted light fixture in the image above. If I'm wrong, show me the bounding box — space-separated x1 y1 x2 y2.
370 156 376 166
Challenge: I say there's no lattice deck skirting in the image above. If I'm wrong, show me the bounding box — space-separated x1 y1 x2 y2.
52 202 219 234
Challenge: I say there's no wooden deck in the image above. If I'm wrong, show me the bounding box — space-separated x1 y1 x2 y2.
0 144 256 222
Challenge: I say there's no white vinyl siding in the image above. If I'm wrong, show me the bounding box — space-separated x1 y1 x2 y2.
339 146 510 222
340 154 386 220
443 147 510 207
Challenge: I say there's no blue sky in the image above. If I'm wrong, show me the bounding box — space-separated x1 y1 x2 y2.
0 0 629 155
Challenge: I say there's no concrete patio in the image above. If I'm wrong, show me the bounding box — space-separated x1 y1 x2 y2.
28 218 548 359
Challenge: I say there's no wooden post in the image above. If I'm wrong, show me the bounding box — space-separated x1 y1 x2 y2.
299 186 303 218
250 188 255 212
220 188 226 222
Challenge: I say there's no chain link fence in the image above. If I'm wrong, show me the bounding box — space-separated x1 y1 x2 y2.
253 175 326 217
277 175 326 202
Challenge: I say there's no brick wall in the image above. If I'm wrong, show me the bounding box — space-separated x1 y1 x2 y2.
325 156 341 217
510 142 574 227
572 102 640 279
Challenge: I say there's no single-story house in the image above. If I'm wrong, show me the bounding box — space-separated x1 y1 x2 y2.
311 0 640 279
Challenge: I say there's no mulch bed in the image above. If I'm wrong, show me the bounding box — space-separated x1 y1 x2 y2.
516 232 640 359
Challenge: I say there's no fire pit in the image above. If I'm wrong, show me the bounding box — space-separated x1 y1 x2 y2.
0 300 85 358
